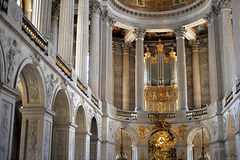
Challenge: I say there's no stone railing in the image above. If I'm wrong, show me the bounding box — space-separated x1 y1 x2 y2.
116 109 137 120
148 112 175 121
22 15 48 54
186 108 208 120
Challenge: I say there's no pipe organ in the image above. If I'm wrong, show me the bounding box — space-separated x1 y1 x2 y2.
144 40 178 113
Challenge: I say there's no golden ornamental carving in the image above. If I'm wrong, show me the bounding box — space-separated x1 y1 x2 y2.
145 47 152 59
171 124 188 143
136 125 152 144
169 47 176 59
156 39 164 52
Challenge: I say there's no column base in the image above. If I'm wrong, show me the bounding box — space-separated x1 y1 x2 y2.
175 110 187 122
137 111 148 122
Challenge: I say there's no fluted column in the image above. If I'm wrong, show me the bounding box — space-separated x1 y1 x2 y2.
58 0 75 65
112 42 117 105
75 0 89 82
189 40 202 107
51 6 59 49
231 0 240 79
31 0 52 37
100 10 115 104
89 0 100 96
220 1 236 93
122 43 131 110
175 27 188 111
134 28 146 111
204 7 224 113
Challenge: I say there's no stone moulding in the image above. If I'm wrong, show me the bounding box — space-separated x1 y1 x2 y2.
109 0 208 19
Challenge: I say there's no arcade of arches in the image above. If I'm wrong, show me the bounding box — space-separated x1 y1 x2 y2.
1 0 240 160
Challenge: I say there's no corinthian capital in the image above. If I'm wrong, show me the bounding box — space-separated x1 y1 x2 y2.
189 40 200 51
122 42 132 54
90 0 101 13
174 27 187 38
219 0 231 10
133 28 146 39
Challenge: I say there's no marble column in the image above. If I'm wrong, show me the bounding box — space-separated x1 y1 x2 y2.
112 43 117 107
75 132 91 160
133 28 146 112
204 6 224 114
75 0 89 82
31 0 52 38
19 108 55 160
235 132 240 160
99 10 115 104
0 84 19 160
51 7 59 49
220 1 236 94
58 0 75 65
231 0 240 79
89 0 100 96
187 144 194 160
52 122 77 160
122 43 131 110
189 40 201 107
175 27 188 111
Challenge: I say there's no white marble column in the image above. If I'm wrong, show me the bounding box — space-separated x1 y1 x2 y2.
112 43 117 106
52 122 77 160
235 132 240 160
99 10 115 104
0 84 19 160
187 144 194 160
19 108 55 160
89 0 100 96
220 1 236 94
75 132 91 160
175 27 188 111
133 28 146 112
189 40 201 107
31 0 52 37
231 0 240 79
204 6 224 114
75 0 89 82
51 7 59 49
122 43 131 110
58 0 75 65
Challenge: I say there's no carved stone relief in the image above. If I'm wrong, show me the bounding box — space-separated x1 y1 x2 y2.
0 102 11 159
6 38 20 85
43 121 51 159
108 121 115 141
26 120 38 160
45 74 58 109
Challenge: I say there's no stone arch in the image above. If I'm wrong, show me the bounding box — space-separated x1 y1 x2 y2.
52 89 71 122
115 124 139 145
14 62 45 108
226 114 237 159
89 117 99 160
187 125 211 160
74 105 88 159
115 128 133 160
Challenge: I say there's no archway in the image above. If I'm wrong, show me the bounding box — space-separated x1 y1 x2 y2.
115 128 133 160
51 89 72 160
11 64 45 159
226 115 237 159
192 128 210 160
90 117 99 160
74 106 87 160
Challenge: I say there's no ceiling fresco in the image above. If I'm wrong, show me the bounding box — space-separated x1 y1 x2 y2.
112 27 130 39
118 0 197 12
190 23 208 36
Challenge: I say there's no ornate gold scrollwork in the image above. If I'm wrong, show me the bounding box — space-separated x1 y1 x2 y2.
171 124 188 143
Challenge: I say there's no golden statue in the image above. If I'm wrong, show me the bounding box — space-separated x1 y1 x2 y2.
169 47 176 58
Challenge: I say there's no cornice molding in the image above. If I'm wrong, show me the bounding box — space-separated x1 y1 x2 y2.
109 0 207 19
